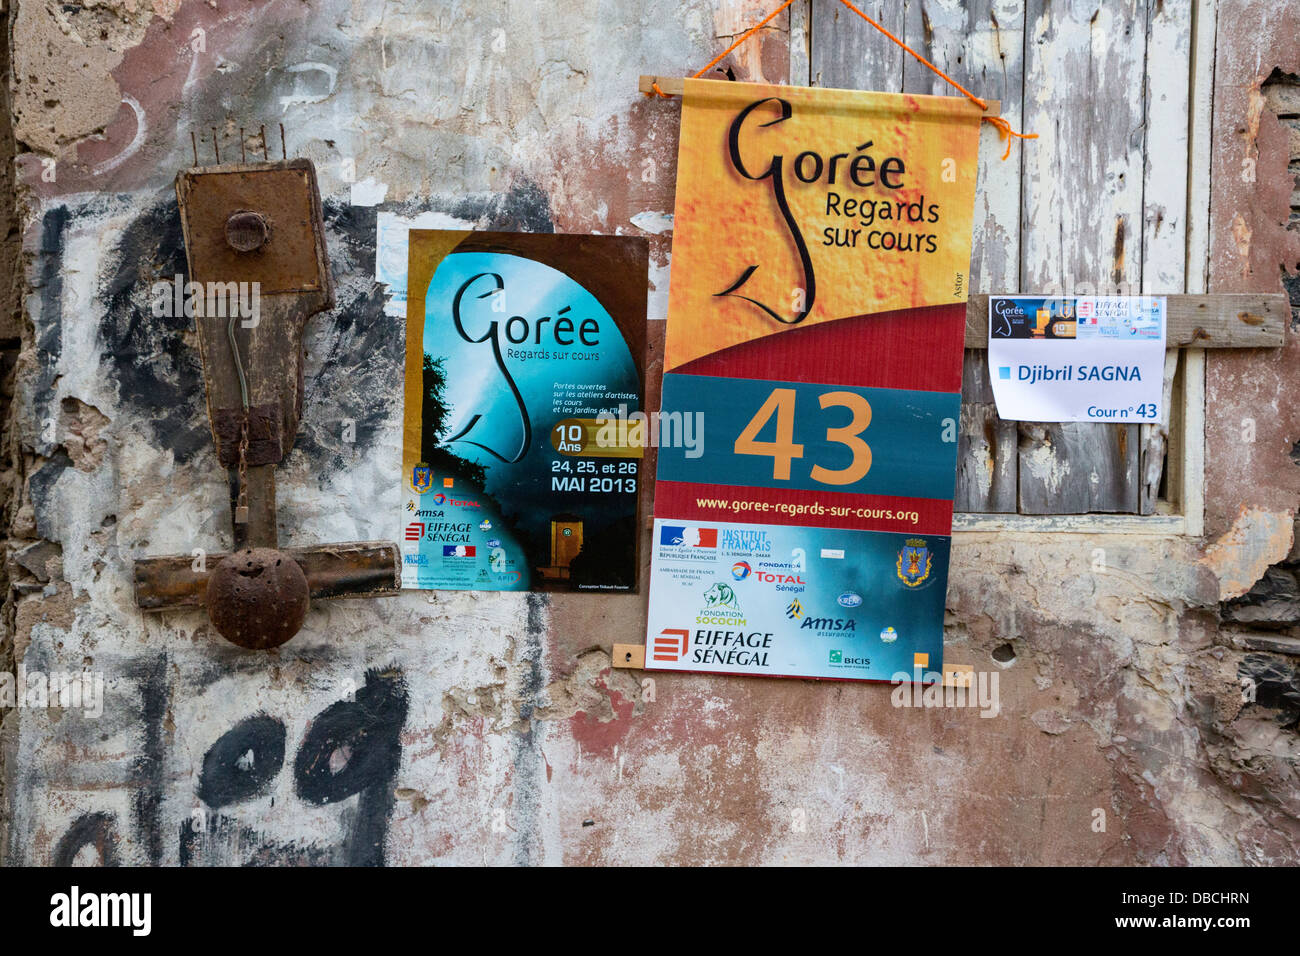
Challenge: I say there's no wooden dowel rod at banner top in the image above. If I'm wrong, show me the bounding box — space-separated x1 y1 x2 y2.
638 75 1001 115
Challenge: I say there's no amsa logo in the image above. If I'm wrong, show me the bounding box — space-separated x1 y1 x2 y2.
802 616 856 632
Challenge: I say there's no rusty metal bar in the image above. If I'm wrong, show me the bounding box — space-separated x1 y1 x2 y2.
229 465 277 549
134 541 401 611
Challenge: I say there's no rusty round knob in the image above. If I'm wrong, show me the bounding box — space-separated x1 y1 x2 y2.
206 548 309 650
225 211 270 253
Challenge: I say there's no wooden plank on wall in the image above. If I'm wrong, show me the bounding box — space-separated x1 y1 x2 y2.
1143 0 1193 293
1018 421 1140 514
1138 0 1194 514
790 0 812 85
962 292 1290 346
1017 0 1152 514
1139 349 1181 513
809 0 905 92
900 1 1025 513
957 350 1018 512
901 0 1026 294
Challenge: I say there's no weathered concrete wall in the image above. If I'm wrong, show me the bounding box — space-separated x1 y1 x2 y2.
1 0 1296 865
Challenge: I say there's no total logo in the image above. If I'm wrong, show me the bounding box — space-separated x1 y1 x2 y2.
731 561 752 581
756 568 806 594
432 492 481 509
754 571 804 585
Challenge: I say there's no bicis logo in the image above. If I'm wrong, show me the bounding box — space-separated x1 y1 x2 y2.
829 649 870 667
731 561 752 581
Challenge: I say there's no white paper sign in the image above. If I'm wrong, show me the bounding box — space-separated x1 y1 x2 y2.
987 296 1167 424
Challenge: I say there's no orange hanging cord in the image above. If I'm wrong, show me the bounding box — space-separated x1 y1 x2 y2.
646 0 1037 161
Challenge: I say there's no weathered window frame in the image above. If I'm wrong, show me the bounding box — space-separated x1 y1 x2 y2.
953 348 1205 536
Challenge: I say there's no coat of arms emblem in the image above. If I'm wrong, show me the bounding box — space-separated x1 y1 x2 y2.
897 539 932 588
410 463 433 494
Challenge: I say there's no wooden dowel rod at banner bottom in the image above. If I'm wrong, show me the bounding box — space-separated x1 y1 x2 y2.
638 75 1001 116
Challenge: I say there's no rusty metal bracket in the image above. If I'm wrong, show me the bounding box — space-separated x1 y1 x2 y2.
132 155 399 649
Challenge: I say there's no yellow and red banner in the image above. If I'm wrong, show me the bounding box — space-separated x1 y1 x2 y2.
665 78 982 371
648 80 981 683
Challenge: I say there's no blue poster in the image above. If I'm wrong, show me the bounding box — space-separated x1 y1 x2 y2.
401 232 648 592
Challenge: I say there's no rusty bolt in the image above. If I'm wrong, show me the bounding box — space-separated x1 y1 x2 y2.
225 211 270 253
206 548 310 649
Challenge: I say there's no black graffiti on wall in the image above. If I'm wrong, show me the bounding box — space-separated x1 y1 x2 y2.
51 666 409 867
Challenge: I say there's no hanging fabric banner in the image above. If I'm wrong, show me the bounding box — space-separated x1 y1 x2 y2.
646 79 982 682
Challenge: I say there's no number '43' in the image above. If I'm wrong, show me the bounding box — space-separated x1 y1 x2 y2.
734 388 872 485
